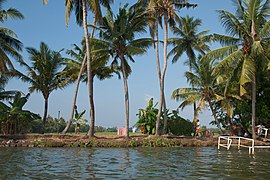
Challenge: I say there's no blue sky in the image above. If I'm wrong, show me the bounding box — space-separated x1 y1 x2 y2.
4 0 233 128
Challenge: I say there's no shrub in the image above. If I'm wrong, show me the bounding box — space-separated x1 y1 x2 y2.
168 111 193 136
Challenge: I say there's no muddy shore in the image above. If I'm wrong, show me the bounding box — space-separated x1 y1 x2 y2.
0 134 269 148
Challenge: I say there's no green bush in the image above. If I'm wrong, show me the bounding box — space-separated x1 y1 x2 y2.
168 111 193 136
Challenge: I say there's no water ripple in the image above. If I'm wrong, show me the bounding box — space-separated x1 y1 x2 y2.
0 147 270 179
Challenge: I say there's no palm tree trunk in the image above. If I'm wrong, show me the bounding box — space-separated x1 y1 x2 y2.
42 97 49 134
251 75 256 140
154 24 161 82
87 21 97 137
81 0 93 137
62 55 86 133
63 18 97 134
156 14 168 136
162 96 168 134
251 18 256 140
190 59 197 122
88 76 95 136
154 25 168 134
155 24 162 135
120 54 129 138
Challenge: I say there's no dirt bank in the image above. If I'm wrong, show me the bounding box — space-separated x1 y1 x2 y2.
0 134 269 148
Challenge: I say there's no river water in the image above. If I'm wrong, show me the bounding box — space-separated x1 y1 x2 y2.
0 147 269 179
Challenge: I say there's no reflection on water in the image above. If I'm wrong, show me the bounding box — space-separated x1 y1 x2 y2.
0 147 270 179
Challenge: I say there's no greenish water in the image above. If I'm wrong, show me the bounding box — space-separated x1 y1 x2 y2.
0 147 269 179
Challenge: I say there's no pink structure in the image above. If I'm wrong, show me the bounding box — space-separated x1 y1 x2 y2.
117 127 127 135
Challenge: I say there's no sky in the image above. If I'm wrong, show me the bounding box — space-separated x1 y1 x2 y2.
4 0 233 128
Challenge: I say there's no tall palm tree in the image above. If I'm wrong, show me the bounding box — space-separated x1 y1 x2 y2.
65 0 113 137
202 0 270 139
0 0 24 76
171 58 223 130
97 4 153 138
62 39 119 133
17 42 66 133
134 0 167 134
168 15 211 122
142 0 197 135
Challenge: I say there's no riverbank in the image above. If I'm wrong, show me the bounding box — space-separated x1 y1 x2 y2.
0 134 270 148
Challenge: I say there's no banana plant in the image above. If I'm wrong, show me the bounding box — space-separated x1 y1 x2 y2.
134 98 158 135
73 106 87 133
0 92 40 134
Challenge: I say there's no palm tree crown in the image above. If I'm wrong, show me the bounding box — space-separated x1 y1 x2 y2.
172 58 222 129
17 42 67 133
168 16 211 64
0 0 24 76
97 3 153 138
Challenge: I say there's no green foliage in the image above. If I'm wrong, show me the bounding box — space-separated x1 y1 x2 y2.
73 106 87 133
202 0 270 138
167 110 194 136
134 98 158 135
0 92 40 134
0 0 24 76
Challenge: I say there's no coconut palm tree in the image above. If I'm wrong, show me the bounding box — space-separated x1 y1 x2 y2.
171 58 223 130
141 0 197 135
202 0 270 139
0 0 24 76
168 15 211 123
61 39 119 134
97 3 153 138
65 0 113 137
16 42 66 133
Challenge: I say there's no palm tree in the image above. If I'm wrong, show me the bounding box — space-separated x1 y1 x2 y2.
171 58 223 130
134 0 167 134
17 42 66 133
202 0 270 139
142 0 197 135
65 0 113 137
168 15 211 123
0 0 24 76
62 39 119 133
97 4 153 138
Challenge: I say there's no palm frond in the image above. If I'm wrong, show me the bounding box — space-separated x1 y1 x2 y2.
212 33 240 46
239 56 254 95
202 45 239 62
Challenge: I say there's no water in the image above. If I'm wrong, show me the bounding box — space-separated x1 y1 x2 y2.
0 147 269 179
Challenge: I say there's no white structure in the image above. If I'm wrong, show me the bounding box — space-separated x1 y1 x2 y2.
218 136 270 154
218 136 255 154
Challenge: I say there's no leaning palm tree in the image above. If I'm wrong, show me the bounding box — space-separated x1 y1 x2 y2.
65 0 113 137
172 58 223 130
142 0 197 135
0 0 24 76
97 3 153 138
17 42 67 133
62 39 119 134
202 0 270 139
168 15 211 122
